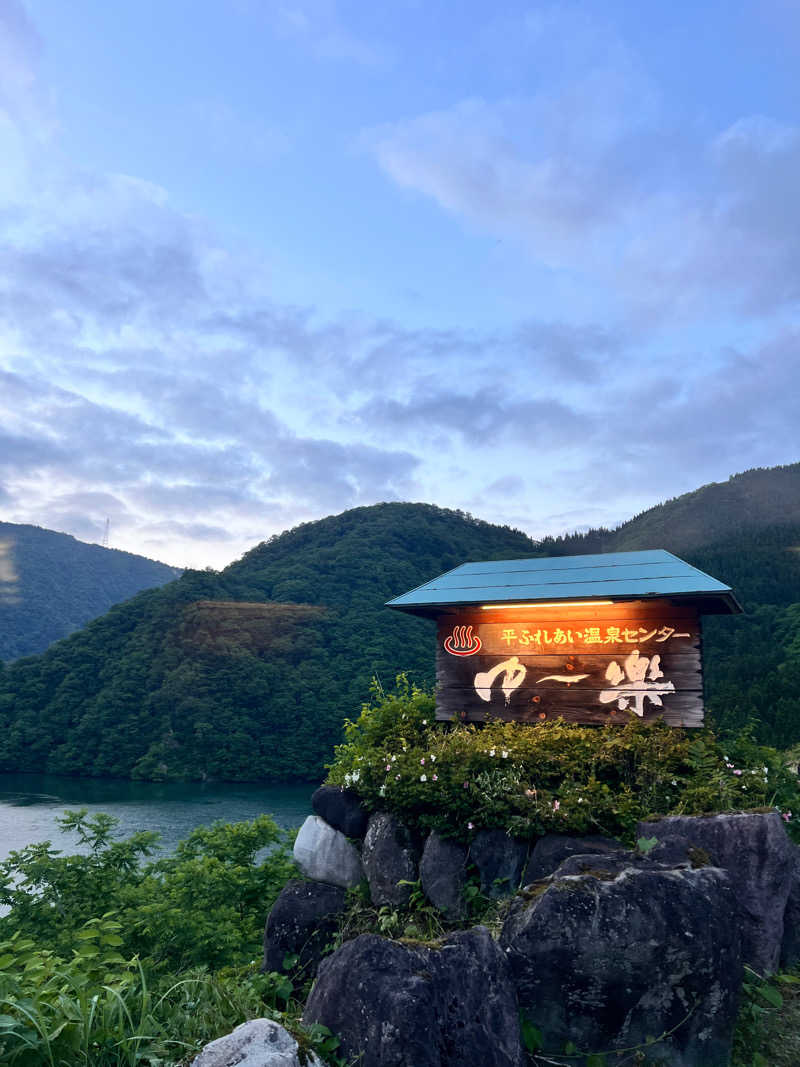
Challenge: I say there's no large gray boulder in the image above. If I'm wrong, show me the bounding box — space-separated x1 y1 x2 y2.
781 844 800 969
362 812 418 908
191 1018 322 1067
522 833 624 884
312 784 369 838
262 879 346 980
420 831 468 919
637 811 794 972
501 863 742 1067
304 927 524 1067
469 828 528 898
293 815 363 889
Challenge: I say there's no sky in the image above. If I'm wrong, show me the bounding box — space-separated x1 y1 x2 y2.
0 0 798 569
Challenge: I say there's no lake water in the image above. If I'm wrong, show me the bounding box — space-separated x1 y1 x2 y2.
0 773 315 862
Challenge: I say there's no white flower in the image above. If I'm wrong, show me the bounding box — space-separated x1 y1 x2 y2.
422 719 428 725
391 755 396 762
378 785 386 797
489 749 496 757
430 754 436 762
671 779 678 786
420 774 427 782
501 750 509 759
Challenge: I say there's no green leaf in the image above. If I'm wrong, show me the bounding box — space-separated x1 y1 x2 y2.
756 982 783 1008
586 1055 607 1067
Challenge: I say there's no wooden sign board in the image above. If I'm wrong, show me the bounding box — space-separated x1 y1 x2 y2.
435 600 703 726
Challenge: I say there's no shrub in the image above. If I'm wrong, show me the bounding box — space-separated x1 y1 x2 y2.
0 812 296 971
326 677 800 843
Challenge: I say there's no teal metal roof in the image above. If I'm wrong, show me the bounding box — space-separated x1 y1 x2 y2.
386 549 741 616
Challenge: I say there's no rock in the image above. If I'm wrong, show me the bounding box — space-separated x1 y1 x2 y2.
781 844 800 969
469 828 528 898
522 833 624 884
553 849 657 878
262 879 346 980
191 1018 322 1067
304 926 524 1067
637 811 794 972
420 831 468 919
293 815 363 889
502 863 742 1066
362 812 418 908
551 844 706 880
311 784 369 838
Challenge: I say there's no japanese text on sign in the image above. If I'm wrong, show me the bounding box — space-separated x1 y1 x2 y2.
498 625 691 648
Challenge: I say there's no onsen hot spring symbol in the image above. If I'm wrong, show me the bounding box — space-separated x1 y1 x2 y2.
444 624 482 656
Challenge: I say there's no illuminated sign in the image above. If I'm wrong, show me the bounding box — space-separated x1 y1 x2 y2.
435 601 703 727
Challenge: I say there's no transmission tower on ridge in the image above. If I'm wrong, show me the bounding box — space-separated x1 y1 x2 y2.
102 517 110 549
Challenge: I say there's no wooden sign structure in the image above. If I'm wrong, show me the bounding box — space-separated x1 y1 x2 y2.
387 550 741 728
437 600 701 726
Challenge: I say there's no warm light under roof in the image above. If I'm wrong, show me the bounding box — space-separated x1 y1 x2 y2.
480 600 615 610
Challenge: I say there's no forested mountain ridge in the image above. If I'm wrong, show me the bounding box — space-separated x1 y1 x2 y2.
1 466 799 783
541 463 800 556
0 504 538 781
0 522 182 660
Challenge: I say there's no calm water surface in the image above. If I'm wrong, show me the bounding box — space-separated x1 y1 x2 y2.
0 773 315 861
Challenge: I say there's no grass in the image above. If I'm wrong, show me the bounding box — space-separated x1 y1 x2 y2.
731 965 800 1067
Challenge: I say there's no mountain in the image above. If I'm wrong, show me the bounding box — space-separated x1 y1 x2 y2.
0 523 182 660
0 465 799 783
0 505 537 781
542 463 800 556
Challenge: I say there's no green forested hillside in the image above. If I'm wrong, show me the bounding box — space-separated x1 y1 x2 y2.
1 468 800 784
0 505 537 781
543 463 800 557
0 522 181 660
545 504 800 747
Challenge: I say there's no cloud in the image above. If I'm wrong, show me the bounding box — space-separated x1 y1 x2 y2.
0 0 45 126
252 0 388 67
1 1 797 568
363 14 800 320
356 388 586 447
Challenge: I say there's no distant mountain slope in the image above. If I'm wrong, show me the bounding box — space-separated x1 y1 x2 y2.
0 504 537 781
544 463 800 556
0 522 182 660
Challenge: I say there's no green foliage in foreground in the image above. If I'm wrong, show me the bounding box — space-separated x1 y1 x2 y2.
0 812 295 972
0 813 346 1065
0 923 335 1066
326 678 800 843
732 964 800 1067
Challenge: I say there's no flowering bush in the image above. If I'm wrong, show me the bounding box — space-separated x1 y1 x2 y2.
327 677 800 844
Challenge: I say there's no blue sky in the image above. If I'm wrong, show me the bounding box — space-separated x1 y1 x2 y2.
0 0 798 568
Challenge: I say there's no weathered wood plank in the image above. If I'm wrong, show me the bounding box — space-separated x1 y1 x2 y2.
436 704 704 728
438 599 701 622
435 688 704 727
436 650 701 689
